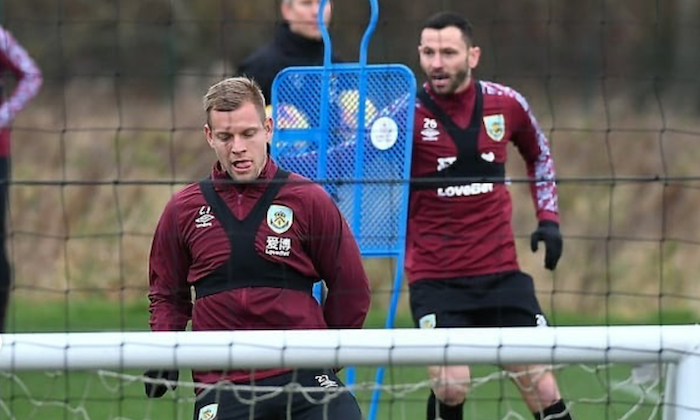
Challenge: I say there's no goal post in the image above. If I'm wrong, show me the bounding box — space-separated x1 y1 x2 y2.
1 325 699 419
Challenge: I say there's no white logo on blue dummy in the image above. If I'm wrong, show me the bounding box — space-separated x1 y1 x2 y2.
370 116 399 150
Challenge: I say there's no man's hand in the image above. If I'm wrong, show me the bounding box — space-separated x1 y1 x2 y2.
143 369 179 398
530 221 563 270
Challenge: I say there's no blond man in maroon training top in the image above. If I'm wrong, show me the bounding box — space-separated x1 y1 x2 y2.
407 11 572 420
146 76 370 420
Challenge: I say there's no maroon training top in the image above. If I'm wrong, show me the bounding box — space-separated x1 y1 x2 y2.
406 80 559 283
148 158 370 385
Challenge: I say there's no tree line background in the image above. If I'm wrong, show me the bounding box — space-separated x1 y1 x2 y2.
1 0 699 320
4 0 699 103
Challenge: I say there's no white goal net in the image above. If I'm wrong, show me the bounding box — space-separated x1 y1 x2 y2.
1 326 699 420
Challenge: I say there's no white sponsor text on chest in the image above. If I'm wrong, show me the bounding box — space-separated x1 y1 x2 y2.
437 183 494 197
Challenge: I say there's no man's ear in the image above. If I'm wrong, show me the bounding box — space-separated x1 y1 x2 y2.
264 116 273 136
468 46 481 70
204 124 214 148
280 1 292 22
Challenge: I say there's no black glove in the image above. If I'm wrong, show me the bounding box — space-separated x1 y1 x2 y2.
144 369 179 398
530 220 563 270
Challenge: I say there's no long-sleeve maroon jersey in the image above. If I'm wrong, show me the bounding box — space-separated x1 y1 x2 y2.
406 80 559 283
148 158 370 385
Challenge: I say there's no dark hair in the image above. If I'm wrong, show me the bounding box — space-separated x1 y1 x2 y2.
422 11 475 45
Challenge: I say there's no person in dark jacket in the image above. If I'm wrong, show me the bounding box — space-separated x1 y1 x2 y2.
237 0 338 103
407 12 572 420
145 76 370 420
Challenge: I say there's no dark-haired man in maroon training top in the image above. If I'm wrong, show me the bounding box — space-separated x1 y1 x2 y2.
407 11 572 420
146 76 370 420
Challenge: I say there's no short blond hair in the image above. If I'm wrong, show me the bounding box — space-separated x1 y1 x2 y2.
203 77 267 126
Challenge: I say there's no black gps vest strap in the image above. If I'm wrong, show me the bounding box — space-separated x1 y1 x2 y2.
194 169 314 299
412 82 505 191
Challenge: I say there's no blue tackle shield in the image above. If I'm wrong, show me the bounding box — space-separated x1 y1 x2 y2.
271 1 416 419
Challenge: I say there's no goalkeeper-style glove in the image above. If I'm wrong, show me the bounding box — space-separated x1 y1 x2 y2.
144 369 179 398
530 220 563 270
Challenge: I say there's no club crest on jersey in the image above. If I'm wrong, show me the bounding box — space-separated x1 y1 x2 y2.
418 313 437 329
198 403 218 420
267 204 294 234
483 114 505 142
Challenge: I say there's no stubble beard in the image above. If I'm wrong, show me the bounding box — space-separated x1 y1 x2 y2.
446 68 470 95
